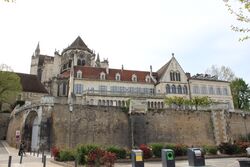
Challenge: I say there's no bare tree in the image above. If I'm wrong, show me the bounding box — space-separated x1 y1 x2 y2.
205 65 236 82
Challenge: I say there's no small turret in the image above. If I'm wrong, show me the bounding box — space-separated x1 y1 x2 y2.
95 53 100 67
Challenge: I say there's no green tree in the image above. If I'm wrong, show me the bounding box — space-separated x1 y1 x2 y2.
165 96 186 109
230 78 250 110
0 71 22 111
205 65 236 81
224 0 250 41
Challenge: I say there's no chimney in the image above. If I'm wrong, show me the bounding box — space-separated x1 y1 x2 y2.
186 72 191 78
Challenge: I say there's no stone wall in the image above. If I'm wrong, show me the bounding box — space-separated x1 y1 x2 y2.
226 112 250 142
52 104 130 148
0 113 10 140
131 109 215 146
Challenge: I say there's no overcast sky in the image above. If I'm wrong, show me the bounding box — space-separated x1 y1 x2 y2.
0 0 249 83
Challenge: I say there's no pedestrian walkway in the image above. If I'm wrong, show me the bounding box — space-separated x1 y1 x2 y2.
0 140 62 167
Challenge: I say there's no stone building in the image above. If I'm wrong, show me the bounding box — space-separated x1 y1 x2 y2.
30 36 234 111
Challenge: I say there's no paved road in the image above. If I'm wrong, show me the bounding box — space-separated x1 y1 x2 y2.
115 158 241 167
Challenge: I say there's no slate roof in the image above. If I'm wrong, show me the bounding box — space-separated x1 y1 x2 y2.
63 36 92 53
16 73 48 93
156 60 171 79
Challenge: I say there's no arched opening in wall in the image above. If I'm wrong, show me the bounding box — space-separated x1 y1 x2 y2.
23 111 39 152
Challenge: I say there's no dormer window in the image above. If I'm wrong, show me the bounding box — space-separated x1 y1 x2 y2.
145 75 151 83
132 74 137 82
100 72 106 80
76 70 82 79
115 73 121 81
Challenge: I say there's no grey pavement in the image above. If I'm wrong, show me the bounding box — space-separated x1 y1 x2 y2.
0 140 61 167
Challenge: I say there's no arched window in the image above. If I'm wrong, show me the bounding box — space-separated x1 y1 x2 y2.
132 74 137 82
166 84 170 94
183 85 188 94
77 59 81 66
177 85 182 94
115 73 121 81
176 71 181 81
100 72 106 80
68 60 72 68
170 71 174 81
76 70 82 79
171 85 176 94
81 59 85 66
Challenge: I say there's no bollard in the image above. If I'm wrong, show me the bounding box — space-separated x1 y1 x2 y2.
33 150 35 156
20 154 23 164
8 156 12 167
37 149 39 157
43 155 46 167
75 158 77 167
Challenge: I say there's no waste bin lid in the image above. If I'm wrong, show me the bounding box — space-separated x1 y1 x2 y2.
194 150 202 156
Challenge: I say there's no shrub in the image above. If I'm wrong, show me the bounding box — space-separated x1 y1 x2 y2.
59 149 75 161
235 142 250 153
139 144 152 159
85 144 100 154
174 144 188 156
76 144 87 165
103 151 117 167
203 145 218 155
164 143 175 150
51 146 60 159
106 146 127 159
150 143 164 158
87 148 106 166
218 142 241 155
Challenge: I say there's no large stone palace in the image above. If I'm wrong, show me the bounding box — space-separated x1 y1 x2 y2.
29 36 234 111
6 36 243 152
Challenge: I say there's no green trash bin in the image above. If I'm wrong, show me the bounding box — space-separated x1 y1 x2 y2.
162 149 175 167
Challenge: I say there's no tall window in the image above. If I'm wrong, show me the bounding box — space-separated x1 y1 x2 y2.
201 86 207 94
171 85 176 94
99 85 107 94
115 73 121 81
216 87 221 95
209 86 214 95
68 60 72 68
77 59 81 66
132 74 137 82
59 82 67 96
176 71 181 81
166 84 170 94
223 87 228 95
183 85 188 94
193 85 200 94
74 84 83 94
170 71 175 81
177 85 182 94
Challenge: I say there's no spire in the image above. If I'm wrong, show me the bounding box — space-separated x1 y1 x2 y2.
35 42 40 56
95 53 100 67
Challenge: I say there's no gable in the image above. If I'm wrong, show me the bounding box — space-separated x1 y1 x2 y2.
158 57 188 83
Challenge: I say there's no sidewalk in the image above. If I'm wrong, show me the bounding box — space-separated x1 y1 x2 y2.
0 141 62 167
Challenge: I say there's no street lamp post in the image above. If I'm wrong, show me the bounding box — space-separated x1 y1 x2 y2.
68 93 75 148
